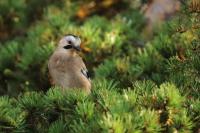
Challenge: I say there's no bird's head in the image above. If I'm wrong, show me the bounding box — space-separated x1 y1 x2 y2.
58 34 81 51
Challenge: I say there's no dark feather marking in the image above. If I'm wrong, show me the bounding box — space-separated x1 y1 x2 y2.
63 45 73 49
81 69 90 79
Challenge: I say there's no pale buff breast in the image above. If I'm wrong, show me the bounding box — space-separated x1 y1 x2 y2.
48 50 91 93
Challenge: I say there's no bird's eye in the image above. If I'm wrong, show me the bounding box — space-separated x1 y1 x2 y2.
68 40 72 44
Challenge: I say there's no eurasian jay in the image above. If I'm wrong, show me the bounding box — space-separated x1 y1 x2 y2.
48 35 91 93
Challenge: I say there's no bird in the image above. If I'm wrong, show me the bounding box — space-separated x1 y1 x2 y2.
48 34 91 93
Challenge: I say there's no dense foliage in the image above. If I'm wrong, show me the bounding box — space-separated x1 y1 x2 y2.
0 0 199 132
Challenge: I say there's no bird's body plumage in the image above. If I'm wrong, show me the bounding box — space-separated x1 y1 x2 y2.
48 35 91 93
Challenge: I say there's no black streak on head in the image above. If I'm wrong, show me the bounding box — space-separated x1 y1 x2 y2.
63 45 73 49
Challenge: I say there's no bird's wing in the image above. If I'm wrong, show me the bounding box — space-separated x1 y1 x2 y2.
81 68 90 80
76 57 91 81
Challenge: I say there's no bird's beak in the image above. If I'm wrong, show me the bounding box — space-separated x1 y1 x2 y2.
73 46 81 51
73 37 81 51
